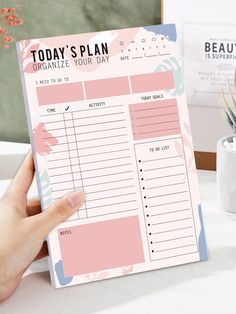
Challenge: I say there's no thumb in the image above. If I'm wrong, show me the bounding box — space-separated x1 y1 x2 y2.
28 191 85 238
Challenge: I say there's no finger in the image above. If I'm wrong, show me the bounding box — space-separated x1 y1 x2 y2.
26 198 41 216
28 191 85 238
34 241 48 260
7 150 34 197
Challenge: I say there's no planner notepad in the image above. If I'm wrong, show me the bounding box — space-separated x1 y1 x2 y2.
17 24 207 288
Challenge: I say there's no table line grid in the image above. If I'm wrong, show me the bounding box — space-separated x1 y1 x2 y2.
71 112 88 219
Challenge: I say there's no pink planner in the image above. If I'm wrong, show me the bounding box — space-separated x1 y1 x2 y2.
16 24 207 288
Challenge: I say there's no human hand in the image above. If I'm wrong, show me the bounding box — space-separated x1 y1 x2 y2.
0 151 84 301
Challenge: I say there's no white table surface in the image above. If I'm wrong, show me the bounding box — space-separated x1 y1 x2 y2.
1 170 236 314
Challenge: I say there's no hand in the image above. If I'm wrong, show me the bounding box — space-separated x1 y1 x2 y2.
0 151 84 301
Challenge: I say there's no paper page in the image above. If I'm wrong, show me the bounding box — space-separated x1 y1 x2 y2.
16 24 207 288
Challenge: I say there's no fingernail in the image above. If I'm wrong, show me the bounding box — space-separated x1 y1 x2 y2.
66 191 84 208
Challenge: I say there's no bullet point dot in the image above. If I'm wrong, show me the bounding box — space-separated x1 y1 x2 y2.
149 233 151 235
148 223 150 226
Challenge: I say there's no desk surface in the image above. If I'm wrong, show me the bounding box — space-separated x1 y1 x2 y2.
1 170 236 314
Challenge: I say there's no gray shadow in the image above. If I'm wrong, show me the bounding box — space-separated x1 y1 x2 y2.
1 246 236 314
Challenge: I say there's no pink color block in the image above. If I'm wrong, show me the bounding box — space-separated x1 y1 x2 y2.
130 71 174 93
129 99 180 140
37 82 84 106
84 76 130 99
58 215 144 276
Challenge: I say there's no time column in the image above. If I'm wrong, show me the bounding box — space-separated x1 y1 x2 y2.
41 111 86 220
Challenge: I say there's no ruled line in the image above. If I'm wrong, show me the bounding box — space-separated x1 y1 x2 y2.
50 171 134 186
80 177 134 188
80 148 130 158
154 243 196 253
143 155 182 163
152 251 198 261
44 135 68 140
82 170 133 180
78 141 128 150
77 126 127 135
147 182 187 190
79 155 131 165
150 208 190 217
153 226 193 235
48 156 130 169
151 217 192 226
144 164 184 172
44 118 126 131
73 111 124 120
76 133 128 142
40 105 123 116
50 172 74 178
148 190 188 199
42 127 66 132
47 135 128 147
137 120 178 127
154 235 194 244
74 118 125 127
88 208 138 218
48 157 71 162
136 127 179 135
134 105 175 112
86 199 137 210
136 112 177 119
149 199 189 208
81 163 132 173
52 177 134 192
48 164 73 170
159 53 171 57
146 173 185 181
87 185 135 195
86 192 136 202
41 119 64 124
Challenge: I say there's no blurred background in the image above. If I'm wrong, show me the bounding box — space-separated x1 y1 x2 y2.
0 0 161 143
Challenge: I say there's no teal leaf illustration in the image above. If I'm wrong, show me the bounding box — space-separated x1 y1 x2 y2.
40 169 53 208
155 57 184 96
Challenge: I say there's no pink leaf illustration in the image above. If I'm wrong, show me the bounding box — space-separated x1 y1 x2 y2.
84 271 109 281
121 265 133 275
175 121 196 174
21 39 30 50
184 121 191 135
96 271 109 280
21 42 41 73
25 43 39 59
33 123 58 155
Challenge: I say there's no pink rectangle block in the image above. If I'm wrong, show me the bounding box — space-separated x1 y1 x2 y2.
129 99 180 140
58 215 144 276
37 82 84 106
84 76 130 99
130 71 174 93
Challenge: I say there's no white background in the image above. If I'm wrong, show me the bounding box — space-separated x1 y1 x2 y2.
162 0 236 152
